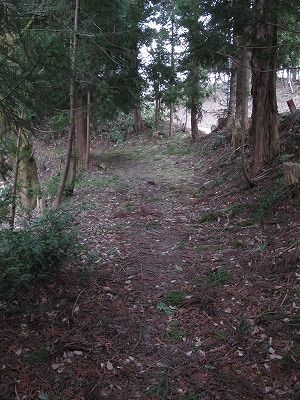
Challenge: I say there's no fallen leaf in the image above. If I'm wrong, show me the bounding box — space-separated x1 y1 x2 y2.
52 363 64 370
269 354 283 360
106 360 114 370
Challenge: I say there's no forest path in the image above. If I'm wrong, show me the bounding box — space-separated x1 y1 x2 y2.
66 134 299 399
2 133 299 400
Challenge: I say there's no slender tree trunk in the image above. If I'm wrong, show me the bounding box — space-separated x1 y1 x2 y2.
9 125 22 229
184 107 188 132
85 90 91 170
169 4 175 137
225 62 237 131
155 97 160 131
169 103 174 137
189 64 200 140
69 134 77 195
134 103 143 133
53 0 79 209
18 134 40 212
75 94 87 165
190 102 199 140
232 36 250 149
250 0 279 173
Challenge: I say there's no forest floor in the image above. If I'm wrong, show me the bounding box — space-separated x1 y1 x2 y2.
1 115 300 399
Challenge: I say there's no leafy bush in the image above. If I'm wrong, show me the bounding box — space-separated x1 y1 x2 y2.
0 184 11 223
44 166 86 198
0 211 80 299
96 112 134 143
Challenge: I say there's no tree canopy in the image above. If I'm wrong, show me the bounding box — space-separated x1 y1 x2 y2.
0 0 300 213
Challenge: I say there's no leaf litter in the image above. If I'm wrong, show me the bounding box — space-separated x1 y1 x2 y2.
1 129 300 399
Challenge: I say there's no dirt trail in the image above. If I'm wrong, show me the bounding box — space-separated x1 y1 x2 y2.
1 134 299 400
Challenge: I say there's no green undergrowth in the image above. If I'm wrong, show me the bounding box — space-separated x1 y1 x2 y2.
76 175 120 189
163 290 191 306
25 347 52 365
162 329 188 344
161 144 192 155
94 149 142 163
198 185 288 227
37 390 72 400
198 268 230 288
0 210 85 300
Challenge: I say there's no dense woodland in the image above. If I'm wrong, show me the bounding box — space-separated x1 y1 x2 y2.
0 1 300 399
0 0 299 218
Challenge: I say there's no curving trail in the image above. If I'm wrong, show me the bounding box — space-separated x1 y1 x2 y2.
1 134 299 399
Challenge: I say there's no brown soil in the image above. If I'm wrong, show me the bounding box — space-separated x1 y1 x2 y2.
1 124 300 400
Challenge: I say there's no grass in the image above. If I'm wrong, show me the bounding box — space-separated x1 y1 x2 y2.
280 153 291 162
163 290 191 306
283 347 300 368
25 347 52 365
199 211 220 223
238 319 250 335
146 220 162 229
212 134 226 149
147 367 172 399
156 301 175 315
124 202 137 211
235 219 254 227
76 175 120 189
107 245 118 255
95 149 142 162
38 390 72 400
193 187 206 197
213 177 226 186
161 145 191 155
97 316 112 326
231 239 249 248
214 331 227 341
162 328 187 344
178 241 188 250
198 268 230 288
226 203 251 217
251 186 286 221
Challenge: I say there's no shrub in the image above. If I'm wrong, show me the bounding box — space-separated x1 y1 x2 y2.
0 184 11 223
0 211 80 299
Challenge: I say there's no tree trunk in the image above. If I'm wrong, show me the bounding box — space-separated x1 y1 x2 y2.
169 103 174 137
9 125 22 229
225 63 237 131
184 107 188 132
134 103 143 133
191 102 199 140
169 4 175 138
155 97 160 131
189 64 201 140
53 0 79 209
18 133 40 213
250 0 279 174
85 90 91 169
75 94 87 165
68 134 77 196
232 36 250 149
